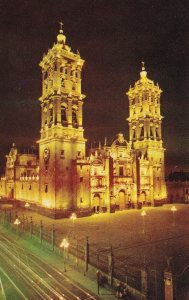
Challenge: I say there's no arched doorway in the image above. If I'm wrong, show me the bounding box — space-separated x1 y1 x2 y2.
117 190 126 210
92 194 100 213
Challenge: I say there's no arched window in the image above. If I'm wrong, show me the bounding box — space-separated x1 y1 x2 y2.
150 127 154 139
61 106 67 125
140 126 144 139
43 106 47 125
156 127 159 139
132 129 136 140
49 107 53 123
54 62 58 71
44 71 48 80
72 108 78 128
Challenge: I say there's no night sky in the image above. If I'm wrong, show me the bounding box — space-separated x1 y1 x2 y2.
0 0 188 172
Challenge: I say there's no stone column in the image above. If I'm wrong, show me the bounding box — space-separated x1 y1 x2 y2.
53 97 57 125
56 98 61 125
78 101 83 127
41 104 44 128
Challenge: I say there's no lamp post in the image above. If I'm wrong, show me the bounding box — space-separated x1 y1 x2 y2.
141 210 147 234
60 238 69 272
171 206 177 226
14 218 21 235
70 212 77 238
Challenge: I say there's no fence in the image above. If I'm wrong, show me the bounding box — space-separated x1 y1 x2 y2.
0 209 165 300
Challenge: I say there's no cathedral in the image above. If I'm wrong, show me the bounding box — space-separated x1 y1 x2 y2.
0 26 167 217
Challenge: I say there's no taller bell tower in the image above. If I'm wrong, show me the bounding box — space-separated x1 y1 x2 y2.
127 63 167 205
38 24 89 210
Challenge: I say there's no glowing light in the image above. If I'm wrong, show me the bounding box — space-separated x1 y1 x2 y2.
60 238 69 249
171 205 177 212
70 212 77 221
141 210 146 217
43 199 51 208
25 202 30 208
14 218 21 225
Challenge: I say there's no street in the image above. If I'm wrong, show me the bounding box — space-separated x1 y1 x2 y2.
0 231 98 300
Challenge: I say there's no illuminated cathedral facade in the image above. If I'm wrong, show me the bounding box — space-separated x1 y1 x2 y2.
0 26 167 217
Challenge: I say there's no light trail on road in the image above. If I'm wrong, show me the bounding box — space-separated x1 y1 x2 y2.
0 242 63 299
0 232 98 300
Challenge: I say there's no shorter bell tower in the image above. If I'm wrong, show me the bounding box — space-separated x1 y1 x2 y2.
127 63 167 205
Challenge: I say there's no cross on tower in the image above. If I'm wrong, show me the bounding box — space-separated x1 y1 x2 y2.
141 61 145 70
59 21 64 30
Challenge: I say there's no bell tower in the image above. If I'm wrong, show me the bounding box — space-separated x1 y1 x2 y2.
38 24 89 210
127 63 167 205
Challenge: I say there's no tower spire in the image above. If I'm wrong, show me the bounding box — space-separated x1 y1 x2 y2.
57 21 66 44
141 61 145 70
140 61 147 80
59 21 64 31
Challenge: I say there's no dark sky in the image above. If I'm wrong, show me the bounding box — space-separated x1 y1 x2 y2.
0 0 188 171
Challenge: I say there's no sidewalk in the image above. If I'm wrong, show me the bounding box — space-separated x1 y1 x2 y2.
0 225 116 300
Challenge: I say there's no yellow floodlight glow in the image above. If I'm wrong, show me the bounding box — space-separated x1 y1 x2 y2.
43 199 51 208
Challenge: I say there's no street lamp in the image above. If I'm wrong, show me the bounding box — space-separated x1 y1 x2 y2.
60 238 69 272
70 213 77 238
14 218 21 235
70 212 77 224
141 210 147 234
171 205 177 226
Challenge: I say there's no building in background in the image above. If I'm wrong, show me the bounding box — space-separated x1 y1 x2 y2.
165 171 189 203
0 25 167 217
